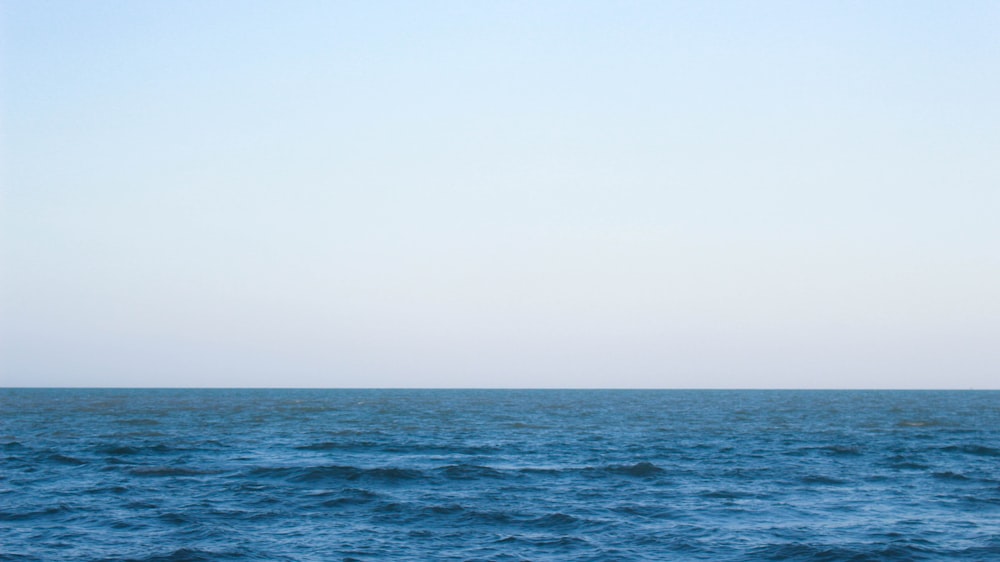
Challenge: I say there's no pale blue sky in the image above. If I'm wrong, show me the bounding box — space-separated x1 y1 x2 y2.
2 1 998 388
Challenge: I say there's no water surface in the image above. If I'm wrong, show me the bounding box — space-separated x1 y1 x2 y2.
2 389 998 560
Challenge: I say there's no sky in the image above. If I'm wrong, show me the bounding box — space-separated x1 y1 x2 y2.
1 1 998 388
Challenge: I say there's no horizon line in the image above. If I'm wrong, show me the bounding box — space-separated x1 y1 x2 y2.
2 386 995 391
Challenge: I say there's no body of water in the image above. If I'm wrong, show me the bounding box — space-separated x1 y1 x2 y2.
2 389 999 560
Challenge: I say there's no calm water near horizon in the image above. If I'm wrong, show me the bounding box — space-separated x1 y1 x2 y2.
2 389 999 560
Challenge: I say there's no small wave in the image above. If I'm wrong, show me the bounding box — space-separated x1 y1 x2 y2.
889 460 931 470
116 418 161 426
612 503 677 519
932 471 970 481
438 464 505 480
701 489 754 499
516 466 563 476
941 444 1000 457
799 475 847 486
952 545 1000 559
360 467 424 482
125 500 158 510
491 533 590 548
425 503 464 515
883 454 930 470
248 466 301 480
48 453 86 465
752 543 840 560
108 518 144 530
84 485 129 495
380 443 501 455
252 464 423 483
507 422 550 429
0 505 73 521
960 494 1000 505
897 420 941 427
528 512 585 530
158 512 192 525
820 445 862 456
126 547 257 562
97 445 142 456
0 553 38 561
129 466 214 477
294 441 376 451
607 461 665 477
94 443 177 456
289 466 364 482
459 509 514 525
751 543 935 560
791 445 862 457
513 462 666 478
318 489 379 507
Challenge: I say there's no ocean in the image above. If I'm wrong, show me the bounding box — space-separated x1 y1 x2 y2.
1 389 998 561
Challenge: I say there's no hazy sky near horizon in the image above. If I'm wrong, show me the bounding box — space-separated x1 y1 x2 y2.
2 1 998 388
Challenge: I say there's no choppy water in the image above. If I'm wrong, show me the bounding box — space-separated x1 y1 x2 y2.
2 389 999 561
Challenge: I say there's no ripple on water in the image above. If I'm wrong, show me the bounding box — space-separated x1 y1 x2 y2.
3 389 999 561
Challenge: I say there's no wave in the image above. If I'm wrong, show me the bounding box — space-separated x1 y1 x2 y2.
612 503 679 519
97 445 143 456
0 505 74 521
121 547 272 562
115 418 162 427
292 441 499 456
94 444 177 456
700 489 755 499
604 461 666 477
494 534 591 548
83 485 129 495
527 512 588 530
932 471 971 481
320 496 379 508
249 465 424 483
293 441 377 451
819 445 863 456
496 461 668 479
941 444 1000 457
129 467 216 477
959 493 1000 507
0 553 40 561
437 464 506 480
157 512 192 526
883 454 931 470
788 445 863 457
447 506 591 529
48 453 86 465
798 475 848 486
750 542 939 560
897 419 943 428
506 422 551 429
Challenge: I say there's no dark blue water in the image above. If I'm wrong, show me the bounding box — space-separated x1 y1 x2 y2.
2 389 999 561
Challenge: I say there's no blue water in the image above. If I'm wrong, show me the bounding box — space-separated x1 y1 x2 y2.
2 389 999 561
